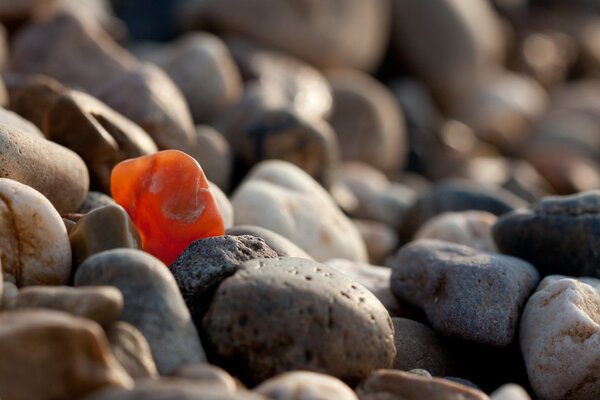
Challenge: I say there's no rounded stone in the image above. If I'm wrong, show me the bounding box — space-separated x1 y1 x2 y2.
387 239 539 346
15 285 123 326
493 191 600 277
78 191 117 214
415 211 498 252
171 364 239 393
226 225 313 260
210 182 234 229
191 126 233 191
202 257 396 385
232 160 367 262
352 219 399 265
327 69 406 173
74 249 206 375
105 321 159 379
0 178 72 286
491 384 531 400
0 109 89 213
0 309 132 400
253 371 358 400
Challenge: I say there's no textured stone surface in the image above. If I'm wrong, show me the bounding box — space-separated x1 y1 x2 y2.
106 321 159 379
202 257 395 385
0 178 72 286
388 239 539 345
254 371 358 400
520 277 600 400
170 235 278 322
493 191 600 277
15 285 122 326
75 249 206 375
0 309 132 400
226 225 314 260
232 160 367 262
355 369 488 400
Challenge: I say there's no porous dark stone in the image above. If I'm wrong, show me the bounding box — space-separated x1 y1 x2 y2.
398 181 527 243
226 225 313 259
493 191 600 277
202 257 396 385
170 235 279 323
74 249 206 375
387 239 539 346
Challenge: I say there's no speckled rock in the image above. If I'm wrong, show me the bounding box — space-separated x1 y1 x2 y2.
75 249 206 375
226 35 333 119
210 182 234 229
0 309 132 400
353 219 399 265
202 257 395 385
70 205 141 266
254 371 358 400
191 126 233 191
520 277 600 400
398 181 526 243
490 384 531 400
226 225 314 260
355 369 488 400
325 258 402 316
391 318 454 376
0 108 89 213
179 0 390 71
105 321 159 379
327 70 406 173
493 191 600 277
388 239 539 346
153 32 242 124
171 364 239 393
15 285 122 326
0 178 72 286
232 160 367 262
170 235 278 322
415 211 498 252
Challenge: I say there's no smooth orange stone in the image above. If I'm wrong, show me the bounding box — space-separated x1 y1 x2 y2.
111 150 224 265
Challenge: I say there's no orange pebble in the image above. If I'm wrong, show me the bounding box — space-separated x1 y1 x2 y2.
111 149 224 265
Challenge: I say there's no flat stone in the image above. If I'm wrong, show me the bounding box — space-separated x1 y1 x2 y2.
106 321 159 379
493 191 600 277
75 249 206 375
202 257 395 385
388 239 539 346
0 309 132 400
170 235 278 323
0 178 72 286
15 285 122 326
520 277 600 400
232 160 367 262
254 371 358 400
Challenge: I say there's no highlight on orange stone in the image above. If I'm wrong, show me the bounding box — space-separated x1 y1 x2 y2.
110 149 225 265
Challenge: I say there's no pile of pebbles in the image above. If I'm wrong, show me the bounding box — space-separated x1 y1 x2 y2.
1 0 600 399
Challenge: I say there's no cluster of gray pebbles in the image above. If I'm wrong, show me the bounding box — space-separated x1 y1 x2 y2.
1 0 600 399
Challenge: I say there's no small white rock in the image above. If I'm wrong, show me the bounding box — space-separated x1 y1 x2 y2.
209 181 233 229
232 160 367 262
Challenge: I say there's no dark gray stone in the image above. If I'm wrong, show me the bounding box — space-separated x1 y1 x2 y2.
226 225 313 259
493 190 600 277
170 235 279 323
202 257 395 385
387 239 539 346
74 249 206 375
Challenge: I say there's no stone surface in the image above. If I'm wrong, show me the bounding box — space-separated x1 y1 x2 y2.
75 249 206 375
398 181 526 243
1 281 17 309
79 191 117 214
232 160 367 262
254 371 358 400
388 239 539 346
226 225 314 260
70 205 141 266
170 235 278 322
325 258 402 316
490 384 531 400
520 277 600 400
355 369 489 400
0 309 132 400
391 318 454 377
171 364 239 393
15 285 123 326
180 0 390 71
191 125 233 191
106 321 159 379
154 32 242 123
210 182 234 229
202 257 395 385
493 191 600 277
0 107 89 213
327 69 406 173
415 211 498 252
353 219 399 265
0 178 72 286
